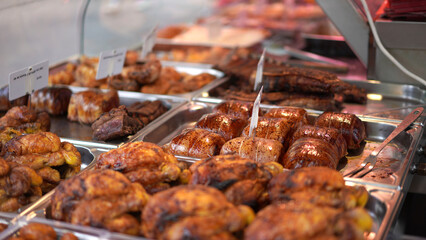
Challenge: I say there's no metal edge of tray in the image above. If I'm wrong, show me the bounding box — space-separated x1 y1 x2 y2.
345 181 404 240
131 101 424 189
0 212 148 240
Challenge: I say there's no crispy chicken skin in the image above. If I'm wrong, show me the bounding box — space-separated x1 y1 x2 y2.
282 137 340 169
268 167 369 209
67 90 119 124
315 112 366 150
220 137 284 163
195 113 247 141
241 117 292 148
247 167 373 240
163 128 226 158
51 169 149 235
0 106 50 132
16 223 57 240
292 125 347 159
0 158 43 212
213 101 254 119
245 201 372 240
96 142 184 194
189 155 283 207
30 87 72 115
122 60 162 85
141 185 254 240
264 107 308 137
2 132 81 192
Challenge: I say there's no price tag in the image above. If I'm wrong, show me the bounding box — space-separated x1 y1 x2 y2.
96 48 126 80
8 60 49 101
141 26 157 59
254 48 266 92
248 86 263 138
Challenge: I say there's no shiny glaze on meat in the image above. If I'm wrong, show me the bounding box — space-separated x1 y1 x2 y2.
195 113 247 141
315 112 366 149
241 117 292 149
30 87 72 115
213 100 254 119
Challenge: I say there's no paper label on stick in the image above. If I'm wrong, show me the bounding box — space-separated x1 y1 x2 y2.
141 26 157 59
96 48 126 80
8 60 49 101
254 48 266 92
248 86 263 138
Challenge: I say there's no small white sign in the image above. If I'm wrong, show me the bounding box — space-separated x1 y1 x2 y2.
141 26 157 59
8 60 49 101
254 48 266 92
96 48 126 80
248 86 263 138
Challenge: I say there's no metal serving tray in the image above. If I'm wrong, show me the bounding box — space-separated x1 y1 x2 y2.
0 212 146 240
0 180 400 240
48 86 187 146
193 78 426 119
130 101 424 190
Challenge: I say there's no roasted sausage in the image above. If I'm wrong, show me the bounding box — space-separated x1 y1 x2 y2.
195 113 247 141
213 100 254 119
315 112 366 149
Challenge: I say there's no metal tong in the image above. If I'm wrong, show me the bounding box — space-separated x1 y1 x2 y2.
344 107 424 178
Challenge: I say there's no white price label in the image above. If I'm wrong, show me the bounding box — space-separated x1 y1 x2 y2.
254 48 266 92
141 26 157 59
96 48 126 80
8 60 49 101
248 86 263 138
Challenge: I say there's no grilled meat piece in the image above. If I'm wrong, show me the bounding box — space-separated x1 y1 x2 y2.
245 201 372 240
96 142 185 194
122 59 162 85
48 62 76 85
282 137 340 169
264 107 309 126
141 185 254 240
2 132 81 192
163 128 226 158
221 88 342 111
74 56 103 88
107 74 140 91
220 136 284 163
127 100 168 126
189 155 283 207
16 223 57 240
182 72 216 91
241 117 292 149
315 112 366 149
51 169 149 235
0 86 28 111
292 125 347 159
30 87 72 115
196 113 247 141
92 105 143 141
213 100 254 119
140 66 181 94
0 158 43 212
67 90 119 124
0 106 50 132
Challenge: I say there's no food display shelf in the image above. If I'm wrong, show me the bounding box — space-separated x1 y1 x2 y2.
130 101 424 190
193 77 426 119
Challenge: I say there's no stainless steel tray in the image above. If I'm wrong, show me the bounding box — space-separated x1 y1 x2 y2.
1 179 400 240
193 77 426 119
131 102 424 189
48 86 187 146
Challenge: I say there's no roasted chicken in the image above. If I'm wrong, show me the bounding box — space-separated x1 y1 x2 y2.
220 136 284 163
182 72 216 91
213 100 254 119
67 89 119 124
195 113 247 141
0 158 43 212
291 125 347 159
0 105 50 132
74 56 103 88
122 59 162 85
2 132 81 193
189 155 283 208
141 185 254 240
48 63 76 86
247 167 373 240
96 142 187 194
315 112 367 149
30 87 72 115
6 222 79 240
163 128 226 158
51 169 149 235
281 137 340 169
